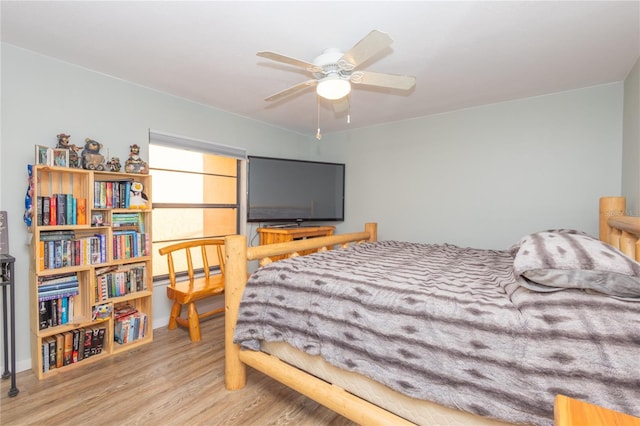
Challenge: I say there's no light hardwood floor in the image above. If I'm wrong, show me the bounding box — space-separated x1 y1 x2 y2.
0 316 356 425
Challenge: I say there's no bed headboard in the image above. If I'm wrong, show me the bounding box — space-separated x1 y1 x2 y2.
599 196 640 261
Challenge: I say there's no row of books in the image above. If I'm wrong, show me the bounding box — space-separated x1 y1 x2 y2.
38 272 79 300
39 232 106 270
112 231 150 260
112 212 145 232
36 194 87 227
94 180 133 209
114 305 148 344
41 327 106 373
95 263 146 302
38 295 76 330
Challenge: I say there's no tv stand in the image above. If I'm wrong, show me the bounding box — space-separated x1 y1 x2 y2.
257 226 336 261
265 223 301 229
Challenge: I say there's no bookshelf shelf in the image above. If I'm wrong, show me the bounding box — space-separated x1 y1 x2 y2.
29 165 153 379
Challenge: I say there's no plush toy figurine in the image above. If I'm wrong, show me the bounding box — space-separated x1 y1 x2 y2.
81 138 106 171
56 133 81 168
107 157 122 172
129 181 148 208
124 144 148 174
92 303 112 320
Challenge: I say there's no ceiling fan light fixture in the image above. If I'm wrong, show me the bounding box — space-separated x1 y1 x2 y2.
316 75 351 100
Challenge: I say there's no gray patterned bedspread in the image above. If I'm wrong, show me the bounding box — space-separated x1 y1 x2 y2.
233 241 640 425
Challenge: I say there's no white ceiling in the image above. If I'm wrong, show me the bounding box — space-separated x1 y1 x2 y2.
2 1 639 137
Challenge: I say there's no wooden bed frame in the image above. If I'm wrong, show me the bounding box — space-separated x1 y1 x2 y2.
223 197 640 425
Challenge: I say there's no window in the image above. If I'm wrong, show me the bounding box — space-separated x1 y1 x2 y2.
149 131 245 280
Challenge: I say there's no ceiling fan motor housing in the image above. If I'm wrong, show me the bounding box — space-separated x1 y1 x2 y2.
313 48 353 80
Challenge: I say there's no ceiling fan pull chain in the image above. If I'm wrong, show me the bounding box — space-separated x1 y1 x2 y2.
347 94 351 124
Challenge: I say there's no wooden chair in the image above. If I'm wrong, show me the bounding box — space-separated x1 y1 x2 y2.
159 239 225 342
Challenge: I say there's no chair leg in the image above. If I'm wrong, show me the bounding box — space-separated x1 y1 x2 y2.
168 301 181 330
187 302 201 342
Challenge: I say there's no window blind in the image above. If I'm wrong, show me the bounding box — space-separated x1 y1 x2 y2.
148 130 247 160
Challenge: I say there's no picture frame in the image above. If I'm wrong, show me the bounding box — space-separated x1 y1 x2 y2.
52 148 69 167
91 212 105 227
0 211 8 255
35 145 51 166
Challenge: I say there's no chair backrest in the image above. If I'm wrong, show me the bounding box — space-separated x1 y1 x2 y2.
158 239 225 287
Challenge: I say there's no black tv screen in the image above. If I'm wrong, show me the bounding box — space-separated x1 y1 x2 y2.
247 156 345 223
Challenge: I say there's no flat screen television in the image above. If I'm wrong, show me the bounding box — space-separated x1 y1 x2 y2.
247 156 345 224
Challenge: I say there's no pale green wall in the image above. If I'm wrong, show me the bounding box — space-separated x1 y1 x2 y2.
0 42 632 374
622 57 640 214
0 44 313 372
320 84 624 249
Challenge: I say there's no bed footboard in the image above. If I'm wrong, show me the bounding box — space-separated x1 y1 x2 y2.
600 196 640 260
224 223 377 391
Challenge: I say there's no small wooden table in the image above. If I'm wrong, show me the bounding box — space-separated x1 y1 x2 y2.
257 226 335 261
554 394 640 426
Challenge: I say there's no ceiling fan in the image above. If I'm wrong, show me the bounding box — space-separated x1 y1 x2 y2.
258 30 416 102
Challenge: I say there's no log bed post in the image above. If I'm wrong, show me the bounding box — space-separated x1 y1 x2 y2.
224 234 248 390
599 196 625 243
599 196 640 262
223 224 377 391
365 222 377 242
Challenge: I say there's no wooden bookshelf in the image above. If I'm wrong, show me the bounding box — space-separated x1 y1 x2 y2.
29 165 153 379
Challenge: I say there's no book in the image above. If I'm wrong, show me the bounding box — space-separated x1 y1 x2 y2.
36 197 44 226
61 296 68 325
96 328 106 354
39 300 49 330
50 299 58 326
38 272 78 284
76 328 85 362
91 328 107 355
42 197 50 226
129 315 140 342
93 181 101 208
99 183 107 209
139 313 148 340
97 233 107 263
66 194 74 225
114 316 130 344
38 241 45 270
68 295 74 323
62 331 73 366
83 328 93 359
39 230 75 241
56 298 63 326
56 194 66 225
55 333 64 368
38 290 79 302
42 340 49 373
49 196 56 228
77 198 86 225
72 329 80 363
38 278 79 292
38 299 48 326
46 336 57 371
105 182 113 208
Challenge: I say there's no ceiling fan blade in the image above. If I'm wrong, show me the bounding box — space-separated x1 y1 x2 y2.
264 80 318 102
340 30 393 70
257 51 322 73
351 71 416 91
